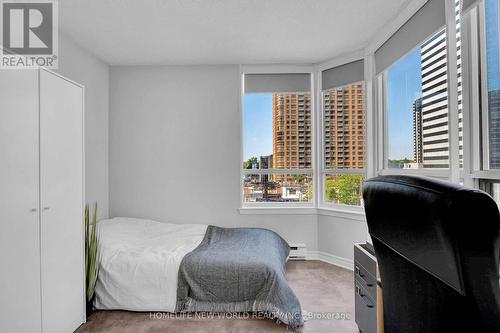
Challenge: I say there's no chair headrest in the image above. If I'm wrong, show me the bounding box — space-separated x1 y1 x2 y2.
363 175 500 295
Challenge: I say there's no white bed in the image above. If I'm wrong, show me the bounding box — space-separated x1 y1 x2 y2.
93 217 207 312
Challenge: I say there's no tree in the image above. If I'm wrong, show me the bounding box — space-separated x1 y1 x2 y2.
303 185 313 201
243 157 258 169
325 174 364 205
291 174 306 183
388 157 413 168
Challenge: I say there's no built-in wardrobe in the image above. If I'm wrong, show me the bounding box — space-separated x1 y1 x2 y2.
0 68 85 333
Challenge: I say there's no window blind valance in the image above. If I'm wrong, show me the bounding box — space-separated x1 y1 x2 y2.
244 73 311 93
321 59 365 91
375 0 446 75
462 0 479 14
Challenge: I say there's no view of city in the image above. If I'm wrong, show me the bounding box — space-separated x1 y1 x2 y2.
323 82 366 206
243 82 366 206
243 92 313 203
242 0 500 205
388 0 462 170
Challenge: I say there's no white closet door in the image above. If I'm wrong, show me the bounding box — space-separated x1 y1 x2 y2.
0 70 41 333
39 69 84 333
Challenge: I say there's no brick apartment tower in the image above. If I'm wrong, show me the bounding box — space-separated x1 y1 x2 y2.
272 93 312 181
323 82 366 169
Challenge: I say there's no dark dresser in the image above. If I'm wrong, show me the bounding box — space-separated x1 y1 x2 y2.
354 243 383 333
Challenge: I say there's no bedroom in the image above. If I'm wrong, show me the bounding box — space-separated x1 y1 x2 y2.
1 0 500 332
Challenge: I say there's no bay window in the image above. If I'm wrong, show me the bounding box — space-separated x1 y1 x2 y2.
239 0 500 213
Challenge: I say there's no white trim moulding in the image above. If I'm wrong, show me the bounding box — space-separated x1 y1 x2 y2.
238 207 367 222
316 208 366 222
238 207 317 215
307 251 354 271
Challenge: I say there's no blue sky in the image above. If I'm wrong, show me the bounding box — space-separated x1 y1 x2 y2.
486 0 500 91
243 50 423 162
387 48 422 160
243 94 273 160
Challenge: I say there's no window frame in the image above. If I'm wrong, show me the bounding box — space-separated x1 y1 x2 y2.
319 81 367 212
375 0 462 183
240 65 316 209
238 0 500 214
466 0 500 191
373 0 500 198
477 0 500 173
480 0 491 172
376 58 454 181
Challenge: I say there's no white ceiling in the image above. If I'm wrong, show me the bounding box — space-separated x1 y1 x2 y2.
59 0 410 66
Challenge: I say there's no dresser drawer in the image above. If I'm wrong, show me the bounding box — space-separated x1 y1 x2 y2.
354 243 377 277
355 282 377 333
355 261 377 301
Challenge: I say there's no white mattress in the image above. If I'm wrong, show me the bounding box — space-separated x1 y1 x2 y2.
93 217 207 312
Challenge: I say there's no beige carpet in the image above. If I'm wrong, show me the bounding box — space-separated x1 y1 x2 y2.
76 260 358 333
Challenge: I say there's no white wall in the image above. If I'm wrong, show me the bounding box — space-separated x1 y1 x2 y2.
318 215 368 261
57 33 109 219
109 65 318 250
53 36 364 260
50 31 367 264
54 44 366 260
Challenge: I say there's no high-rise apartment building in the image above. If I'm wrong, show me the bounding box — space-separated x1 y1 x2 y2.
456 0 463 168
259 154 273 184
413 97 423 164
489 90 500 168
420 29 449 168
420 0 462 169
272 93 312 180
323 83 366 169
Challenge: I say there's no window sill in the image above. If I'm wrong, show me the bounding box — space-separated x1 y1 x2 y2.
238 206 366 221
238 207 317 215
317 207 366 222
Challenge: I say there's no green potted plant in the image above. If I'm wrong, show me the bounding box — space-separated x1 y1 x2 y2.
85 203 101 318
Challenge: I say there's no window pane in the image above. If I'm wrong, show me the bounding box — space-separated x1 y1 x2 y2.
386 28 450 169
243 174 312 203
485 0 500 168
243 92 312 170
324 174 365 206
479 179 500 207
323 82 366 169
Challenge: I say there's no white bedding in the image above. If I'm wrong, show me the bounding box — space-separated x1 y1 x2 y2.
93 217 207 312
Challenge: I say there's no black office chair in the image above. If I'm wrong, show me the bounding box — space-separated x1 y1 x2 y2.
363 175 500 333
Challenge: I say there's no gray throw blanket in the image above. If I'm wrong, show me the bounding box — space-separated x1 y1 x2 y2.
175 225 304 328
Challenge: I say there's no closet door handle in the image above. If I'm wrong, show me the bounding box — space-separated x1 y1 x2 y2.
43 207 50 211
29 208 37 212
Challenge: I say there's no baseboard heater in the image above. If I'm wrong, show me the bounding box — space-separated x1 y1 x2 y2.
289 243 307 260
